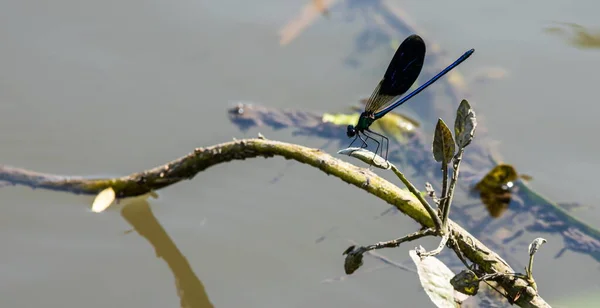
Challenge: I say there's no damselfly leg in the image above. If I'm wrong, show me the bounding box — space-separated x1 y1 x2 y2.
346 130 388 163
361 132 381 161
348 132 368 149
365 128 389 161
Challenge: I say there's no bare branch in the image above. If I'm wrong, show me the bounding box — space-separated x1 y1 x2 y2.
0 137 550 307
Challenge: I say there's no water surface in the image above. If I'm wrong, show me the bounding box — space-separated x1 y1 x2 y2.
0 0 599 307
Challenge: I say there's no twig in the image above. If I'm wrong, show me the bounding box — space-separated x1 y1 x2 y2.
418 232 450 258
342 228 436 275
439 163 450 218
391 166 442 231
370 228 436 250
441 148 465 229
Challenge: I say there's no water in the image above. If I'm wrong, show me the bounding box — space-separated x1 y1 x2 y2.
0 0 599 307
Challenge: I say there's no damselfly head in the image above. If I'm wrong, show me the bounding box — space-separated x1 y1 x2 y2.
346 125 356 138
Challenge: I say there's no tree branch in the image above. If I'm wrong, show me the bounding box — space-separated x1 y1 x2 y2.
0 137 550 307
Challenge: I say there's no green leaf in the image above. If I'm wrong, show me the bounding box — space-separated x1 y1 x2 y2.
432 119 455 164
454 99 477 148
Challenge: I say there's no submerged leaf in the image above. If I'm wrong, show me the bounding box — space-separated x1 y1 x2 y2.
454 99 477 148
480 190 512 218
475 164 519 192
372 114 418 144
338 148 391 169
544 22 600 49
474 164 521 218
278 0 338 45
92 187 116 213
322 112 360 126
358 99 421 128
432 119 455 164
409 248 466 307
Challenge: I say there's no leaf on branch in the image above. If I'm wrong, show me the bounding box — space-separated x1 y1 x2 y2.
410 248 468 307
454 99 477 148
528 238 547 257
342 245 364 275
432 119 455 164
91 187 116 213
450 269 480 296
338 147 391 169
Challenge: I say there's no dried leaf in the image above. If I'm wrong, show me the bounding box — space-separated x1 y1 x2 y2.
528 238 547 256
454 99 477 148
409 248 466 307
342 245 364 275
338 147 390 169
432 119 455 164
92 187 116 213
425 182 435 196
450 270 480 296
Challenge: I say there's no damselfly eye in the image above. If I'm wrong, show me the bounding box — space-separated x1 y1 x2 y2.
346 125 356 138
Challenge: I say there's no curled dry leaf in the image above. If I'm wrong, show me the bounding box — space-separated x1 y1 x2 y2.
528 238 548 257
454 99 477 148
342 245 364 275
450 269 480 296
338 147 391 169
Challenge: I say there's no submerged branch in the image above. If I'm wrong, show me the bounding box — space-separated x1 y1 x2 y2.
0 137 549 307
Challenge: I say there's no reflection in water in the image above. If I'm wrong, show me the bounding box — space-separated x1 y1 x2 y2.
544 22 600 49
278 0 338 45
228 101 600 266
121 200 214 308
473 164 519 218
479 189 512 218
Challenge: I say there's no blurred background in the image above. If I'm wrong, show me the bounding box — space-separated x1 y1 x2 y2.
0 0 599 307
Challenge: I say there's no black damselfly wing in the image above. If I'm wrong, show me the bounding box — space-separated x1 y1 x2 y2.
365 34 426 113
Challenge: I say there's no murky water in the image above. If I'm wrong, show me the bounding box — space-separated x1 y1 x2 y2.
1 0 599 307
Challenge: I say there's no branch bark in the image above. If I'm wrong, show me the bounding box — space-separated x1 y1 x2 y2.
0 138 550 307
